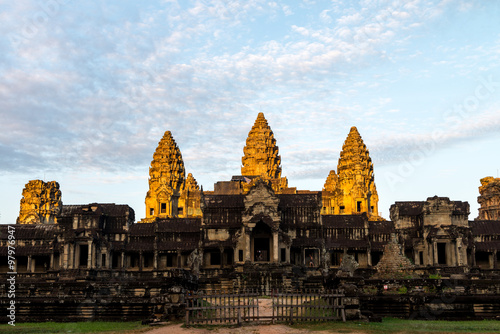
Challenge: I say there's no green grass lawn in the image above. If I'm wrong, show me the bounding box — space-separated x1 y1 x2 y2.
1 318 499 334
292 318 500 333
0 321 149 334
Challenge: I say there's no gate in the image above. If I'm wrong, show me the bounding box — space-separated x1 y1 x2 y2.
272 291 346 323
185 291 260 325
185 290 345 326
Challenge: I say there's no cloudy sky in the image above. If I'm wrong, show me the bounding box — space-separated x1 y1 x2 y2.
1 0 499 224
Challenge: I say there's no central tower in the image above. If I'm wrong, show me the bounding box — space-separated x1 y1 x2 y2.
241 113 287 192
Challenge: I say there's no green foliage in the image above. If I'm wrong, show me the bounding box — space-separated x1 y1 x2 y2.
0 321 147 334
397 286 408 294
363 286 378 295
428 273 442 279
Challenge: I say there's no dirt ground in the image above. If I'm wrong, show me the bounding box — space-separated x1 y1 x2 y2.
142 323 367 334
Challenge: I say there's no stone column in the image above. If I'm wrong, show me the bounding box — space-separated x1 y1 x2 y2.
286 247 290 264
50 253 54 270
433 241 438 266
219 247 224 269
494 250 498 269
27 255 32 273
273 230 279 263
367 248 372 267
245 228 251 262
87 241 93 269
71 244 76 269
472 245 476 266
154 250 158 270
121 251 125 269
63 244 69 269
177 250 181 268
489 252 495 269
139 251 143 271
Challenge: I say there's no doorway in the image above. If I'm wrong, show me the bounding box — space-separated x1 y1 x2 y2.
252 221 271 262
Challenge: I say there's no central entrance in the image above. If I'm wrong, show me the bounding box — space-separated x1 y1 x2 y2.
252 221 271 262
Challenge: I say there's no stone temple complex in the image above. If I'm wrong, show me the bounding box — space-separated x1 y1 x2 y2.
2 113 500 321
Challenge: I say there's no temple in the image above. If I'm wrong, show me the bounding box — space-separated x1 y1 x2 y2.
1 113 500 321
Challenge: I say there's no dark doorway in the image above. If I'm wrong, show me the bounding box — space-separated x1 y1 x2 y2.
437 243 447 265
112 253 120 269
252 221 272 262
79 244 88 268
254 238 270 261
371 251 382 266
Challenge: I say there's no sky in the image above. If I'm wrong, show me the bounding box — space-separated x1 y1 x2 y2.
1 0 499 224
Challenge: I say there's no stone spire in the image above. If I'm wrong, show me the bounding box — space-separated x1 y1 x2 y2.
145 131 186 219
241 113 282 179
322 127 380 218
185 173 200 192
17 180 62 224
337 126 379 217
323 170 338 192
478 176 500 220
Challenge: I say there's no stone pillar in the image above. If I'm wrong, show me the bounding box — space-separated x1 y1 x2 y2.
177 250 181 268
219 247 224 269
154 250 158 270
139 251 143 271
71 244 76 269
273 230 279 263
63 244 69 269
367 248 372 267
27 255 32 273
245 228 251 262
494 250 498 269
489 252 495 269
286 247 290 264
433 241 438 266
472 246 476 266
87 241 93 269
121 251 125 269
50 253 54 270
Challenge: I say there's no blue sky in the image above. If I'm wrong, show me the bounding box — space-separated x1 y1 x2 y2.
1 0 499 224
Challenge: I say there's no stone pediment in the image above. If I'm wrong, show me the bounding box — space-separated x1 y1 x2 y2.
243 179 280 226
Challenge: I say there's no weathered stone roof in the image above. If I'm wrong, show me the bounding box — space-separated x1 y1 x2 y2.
278 193 321 209
471 220 500 235
322 214 367 228
203 194 245 208
156 218 201 232
0 224 58 240
369 221 395 234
